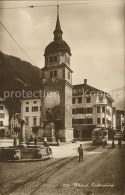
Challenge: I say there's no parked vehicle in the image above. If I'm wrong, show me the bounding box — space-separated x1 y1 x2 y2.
114 131 124 140
91 128 108 144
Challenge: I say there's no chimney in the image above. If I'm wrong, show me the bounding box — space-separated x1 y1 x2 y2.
84 79 87 84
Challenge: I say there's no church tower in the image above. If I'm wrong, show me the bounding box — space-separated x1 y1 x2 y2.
41 5 73 141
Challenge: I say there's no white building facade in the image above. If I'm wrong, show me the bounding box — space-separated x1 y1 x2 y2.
116 110 125 132
0 98 9 137
10 114 21 137
72 80 114 140
20 98 42 137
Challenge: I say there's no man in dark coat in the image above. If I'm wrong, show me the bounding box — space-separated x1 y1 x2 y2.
78 144 84 162
118 138 121 148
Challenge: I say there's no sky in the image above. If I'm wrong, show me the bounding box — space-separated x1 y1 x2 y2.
0 0 124 93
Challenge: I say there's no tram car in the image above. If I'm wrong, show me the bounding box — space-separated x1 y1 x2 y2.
114 131 124 140
91 128 108 143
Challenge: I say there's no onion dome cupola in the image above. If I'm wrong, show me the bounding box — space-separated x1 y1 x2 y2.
44 5 71 67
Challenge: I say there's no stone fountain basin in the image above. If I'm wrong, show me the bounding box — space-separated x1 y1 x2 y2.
0 146 52 162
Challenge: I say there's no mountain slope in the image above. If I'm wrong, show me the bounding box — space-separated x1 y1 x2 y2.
0 51 42 88
0 51 42 118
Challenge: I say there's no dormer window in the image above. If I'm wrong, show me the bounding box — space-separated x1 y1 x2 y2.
99 96 103 103
86 96 91 103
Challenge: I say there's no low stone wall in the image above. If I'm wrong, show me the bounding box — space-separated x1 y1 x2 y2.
0 146 52 161
20 148 48 159
0 139 19 147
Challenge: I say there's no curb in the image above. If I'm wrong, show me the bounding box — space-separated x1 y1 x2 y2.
0 155 53 163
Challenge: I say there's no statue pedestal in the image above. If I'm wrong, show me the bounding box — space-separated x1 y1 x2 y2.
44 123 56 142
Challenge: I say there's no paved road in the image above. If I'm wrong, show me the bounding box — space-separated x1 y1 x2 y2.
0 142 125 195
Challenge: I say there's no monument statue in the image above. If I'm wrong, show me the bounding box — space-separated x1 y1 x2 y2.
44 108 56 142
46 108 54 123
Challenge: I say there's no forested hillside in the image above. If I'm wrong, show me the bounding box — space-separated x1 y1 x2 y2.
0 51 42 118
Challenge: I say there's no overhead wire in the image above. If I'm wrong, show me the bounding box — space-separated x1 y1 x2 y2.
0 22 35 65
0 0 123 64
0 0 123 9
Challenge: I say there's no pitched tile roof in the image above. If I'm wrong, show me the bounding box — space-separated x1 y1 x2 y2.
73 83 114 102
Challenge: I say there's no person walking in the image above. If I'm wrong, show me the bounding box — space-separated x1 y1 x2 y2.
78 144 84 162
102 138 107 148
118 138 121 148
102 138 105 148
13 137 17 147
112 140 115 148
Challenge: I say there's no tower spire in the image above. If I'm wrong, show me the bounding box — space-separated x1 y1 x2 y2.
53 5 63 41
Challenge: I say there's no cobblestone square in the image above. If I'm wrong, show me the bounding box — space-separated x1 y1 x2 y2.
0 142 125 195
